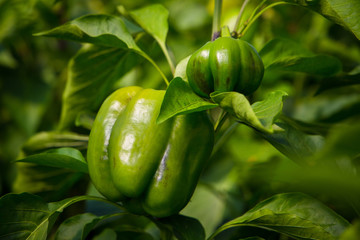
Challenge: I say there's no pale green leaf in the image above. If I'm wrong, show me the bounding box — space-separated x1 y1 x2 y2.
15 147 88 174
157 77 217 124
130 4 169 46
210 92 272 133
252 91 288 130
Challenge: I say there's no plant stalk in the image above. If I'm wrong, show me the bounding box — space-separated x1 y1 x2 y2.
159 43 175 76
212 0 222 40
233 0 250 33
240 1 290 36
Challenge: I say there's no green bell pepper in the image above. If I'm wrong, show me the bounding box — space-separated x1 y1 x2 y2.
87 86 214 217
186 37 264 98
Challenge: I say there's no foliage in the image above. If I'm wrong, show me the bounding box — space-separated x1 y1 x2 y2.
0 0 359 239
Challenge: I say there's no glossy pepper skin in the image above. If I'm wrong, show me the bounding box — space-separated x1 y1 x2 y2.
186 37 264 98
87 87 214 217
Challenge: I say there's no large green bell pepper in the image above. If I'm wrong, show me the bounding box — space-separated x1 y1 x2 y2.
87 86 214 217
186 37 264 98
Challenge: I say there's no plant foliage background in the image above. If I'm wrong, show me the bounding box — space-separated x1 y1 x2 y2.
0 0 359 239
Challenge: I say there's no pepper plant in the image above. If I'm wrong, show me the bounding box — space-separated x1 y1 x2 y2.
0 0 360 239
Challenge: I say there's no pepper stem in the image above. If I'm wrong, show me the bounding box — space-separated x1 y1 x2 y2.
220 26 231 37
212 0 222 40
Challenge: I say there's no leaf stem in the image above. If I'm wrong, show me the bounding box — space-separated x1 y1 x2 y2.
237 0 267 36
233 0 250 33
239 1 290 36
138 51 170 86
212 0 222 40
159 43 175 76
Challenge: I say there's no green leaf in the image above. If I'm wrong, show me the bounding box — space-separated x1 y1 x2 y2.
156 215 206 240
93 229 117 240
54 213 121 240
252 91 288 130
284 0 360 40
0 193 113 240
22 131 88 155
260 38 342 76
0 193 49 240
157 77 217 124
130 4 169 48
35 14 140 50
209 192 350 240
316 69 360 94
59 45 140 129
259 117 324 164
210 92 273 134
129 4 174 73
12 163 84 201
181 184 227 237
174 55 191 80
15 147 88 174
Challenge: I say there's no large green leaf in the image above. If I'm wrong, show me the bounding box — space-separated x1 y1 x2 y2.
54 213 125 240
259 117 324 164
209 192 350 240
157 77 217 124
35 14 140 50
0 193 117 240
59 45 139 129
15 148 88 174
157 215 206 240
12 163 84 202
284 0 360 40
260 38 342 76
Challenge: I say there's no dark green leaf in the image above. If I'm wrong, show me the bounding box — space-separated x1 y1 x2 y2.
93 229 117 240
15 147 88 174
35 14 140 50
252 91 288 130
54 213 121 240
284 0 360 40
12 163 84 201
260 38 342 76
316 70 360 94
210 92 272 133
59 45 140 129
209 192 350 240
157 215 205 240
239 238 265 240
259 117 324 164
0 193 49 240
157 77 217 124
0 193 112 240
